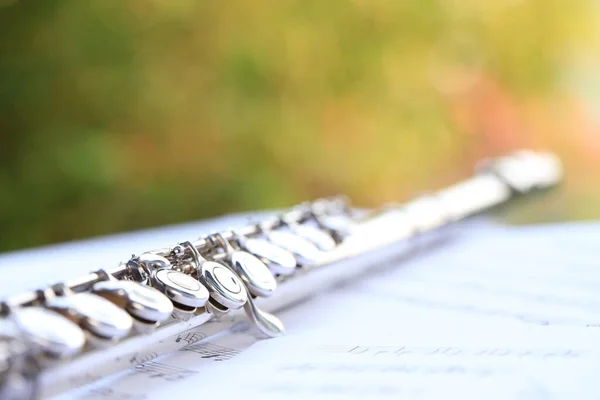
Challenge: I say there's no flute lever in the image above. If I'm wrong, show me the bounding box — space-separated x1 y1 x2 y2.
243 295 285 338
180 240 283 337
212 234 284 338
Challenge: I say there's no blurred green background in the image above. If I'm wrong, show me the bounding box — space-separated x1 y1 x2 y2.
1 0 599 252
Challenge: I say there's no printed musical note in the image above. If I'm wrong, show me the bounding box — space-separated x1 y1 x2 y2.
132 361 197 381
129 352 159 365
175 331 205 346
183 342 241 361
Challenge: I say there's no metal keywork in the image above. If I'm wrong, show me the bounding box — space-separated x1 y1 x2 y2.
1 318 40 400
212 233 276 297
242 294 285 338
10 307 86 358
211 234 284 338
136 253 172 271
151 269 210 321
233 233 298 276
0 343 39 400
236 236 297 276
263 226 323 267
278 212 337 252
314 213 357 240
125 253 173 285
178 241 248 316
45 291 134 342
92 274 174 330
301 197 356 241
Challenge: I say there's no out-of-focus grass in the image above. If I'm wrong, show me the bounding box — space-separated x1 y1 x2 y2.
0 0 599 251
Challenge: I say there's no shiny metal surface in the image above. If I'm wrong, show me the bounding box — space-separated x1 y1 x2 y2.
403 196 449 233
290 223 337 251
229 251 276 297
243 295 285 338
152 269 209 308
239 237 297 276
46 293 133 340
266 230 323 266
214 233 276 298
316 214 356 237
0 318 39 400
92 281 174 324
482 150 562 193
212 233 283 337
180 240 249 310
137 253 171 270
11 308 85 358
199 261 248 310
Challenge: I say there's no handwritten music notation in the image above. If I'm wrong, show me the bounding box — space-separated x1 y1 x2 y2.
182 342 241 361
132 361 198 382
280 362 497 378
322 345 590 360
358 286 600 328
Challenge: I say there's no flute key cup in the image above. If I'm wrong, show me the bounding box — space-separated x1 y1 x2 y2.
265 228 323 267
9 307 86 359
45 292 134 343
235 235 297 276
212 233 277 298
211 233 284 338
151 269 210 321
289 223 337 252
178 241 248 315
92 280 173 333
278 208 338 251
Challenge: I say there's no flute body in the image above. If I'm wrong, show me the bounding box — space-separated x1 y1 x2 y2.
0 150 562 400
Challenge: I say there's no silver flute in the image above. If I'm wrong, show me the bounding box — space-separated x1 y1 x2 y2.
0 150 563 400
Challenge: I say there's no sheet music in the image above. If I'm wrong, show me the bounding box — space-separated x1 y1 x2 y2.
2 217 599 399
190 327 600 400
63 325 600 400
57 332 261 400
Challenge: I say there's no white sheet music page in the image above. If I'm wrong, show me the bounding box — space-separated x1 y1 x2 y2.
2 216 599 399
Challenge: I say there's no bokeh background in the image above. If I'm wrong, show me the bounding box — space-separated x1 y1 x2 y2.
1 0 599 252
